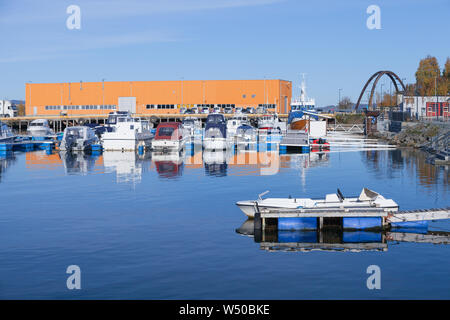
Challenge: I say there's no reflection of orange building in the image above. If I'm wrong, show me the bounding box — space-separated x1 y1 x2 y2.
26 151 62 169
26 79 292 116
26 151 103 169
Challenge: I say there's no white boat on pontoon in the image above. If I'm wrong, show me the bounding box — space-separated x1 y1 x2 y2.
101 115 153 151
182 117 202 142
257 114 281 131
0 121 15 143
236 188 399 219
227 115 249 137
234 124 257 145
152 122 188 152
203 114 230 150
59 126 99 152
27 119 54 137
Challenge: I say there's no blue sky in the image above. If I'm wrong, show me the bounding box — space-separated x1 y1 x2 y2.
1 0 449 107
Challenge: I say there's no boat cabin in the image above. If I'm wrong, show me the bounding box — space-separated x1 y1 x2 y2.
154 122 184 141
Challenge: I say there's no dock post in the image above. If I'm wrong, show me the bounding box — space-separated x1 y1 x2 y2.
253 211 262 243
254 202 262 230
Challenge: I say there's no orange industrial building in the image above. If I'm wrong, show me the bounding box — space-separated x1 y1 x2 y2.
25 79 292 116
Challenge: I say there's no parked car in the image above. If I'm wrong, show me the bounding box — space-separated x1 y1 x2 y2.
212 106 222 114
246 107 255 114
191 107 199 114
201 107 210 114
224 106 233 114
179 107 187 114
256 106 267 114
235 107 243 114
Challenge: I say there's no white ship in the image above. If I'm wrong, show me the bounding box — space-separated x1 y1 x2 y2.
291 74 315 112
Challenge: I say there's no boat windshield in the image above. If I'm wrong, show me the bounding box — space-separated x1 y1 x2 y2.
158 126 175 137
66 128 83 138
206 114 225 124
182 119 195 126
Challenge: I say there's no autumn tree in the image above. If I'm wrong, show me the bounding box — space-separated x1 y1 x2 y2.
17 103 25 116
444 57 450 94
338 96 353 110
415 55 447 96
379 93 397 108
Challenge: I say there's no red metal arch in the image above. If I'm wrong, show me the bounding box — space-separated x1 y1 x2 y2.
355 71 406 110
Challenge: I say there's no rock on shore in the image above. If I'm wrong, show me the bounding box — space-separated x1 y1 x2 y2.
370 123 445 148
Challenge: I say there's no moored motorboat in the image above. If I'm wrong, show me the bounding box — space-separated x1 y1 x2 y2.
203 114 229 150
151 122 187 152
257 114 280 131
236 188 399 219
0 121 15 143
234 124 257 145
27 119 54 137
101 115 153 151
59 126 99 152
227 115 249 137
182 117 202 142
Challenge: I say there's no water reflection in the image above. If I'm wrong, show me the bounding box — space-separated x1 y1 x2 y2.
363 148 448 186
21 147 448 187
103 151 151 184
59 151 99 175
236 219 450 253
0 152 16 182
152 151 184 179
203 150 231 177
21 148 332 181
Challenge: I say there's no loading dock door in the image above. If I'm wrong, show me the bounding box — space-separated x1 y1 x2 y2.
118 97 136 113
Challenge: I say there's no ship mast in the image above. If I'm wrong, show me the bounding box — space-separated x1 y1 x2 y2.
300 73 307 103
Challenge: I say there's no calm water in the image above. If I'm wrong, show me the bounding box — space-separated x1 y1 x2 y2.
0 147 448 299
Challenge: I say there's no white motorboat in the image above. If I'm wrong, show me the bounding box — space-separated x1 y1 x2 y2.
234 124 257 145
203 114 229 150
227 115 249 137
59 126 99 151
27 119 54 137
101 115 153 151
151 122 187 152
257 114 280 131
0 121 15 143
182 117 202 142
236 188 399 219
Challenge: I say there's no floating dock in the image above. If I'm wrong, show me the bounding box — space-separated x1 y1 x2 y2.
279 131 310 153
0 140 54 152
237 218 450 252
254 206 450 232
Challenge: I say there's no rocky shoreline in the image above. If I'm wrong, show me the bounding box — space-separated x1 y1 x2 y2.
369 122 449 164
370 123 442 148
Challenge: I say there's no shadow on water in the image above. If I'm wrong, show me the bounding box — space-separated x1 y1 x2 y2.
236 219 450 253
